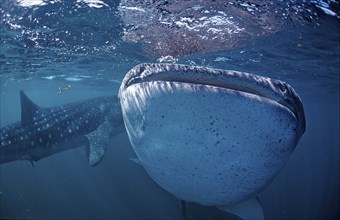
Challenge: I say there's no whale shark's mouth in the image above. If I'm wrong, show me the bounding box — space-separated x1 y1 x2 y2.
119 63 306 137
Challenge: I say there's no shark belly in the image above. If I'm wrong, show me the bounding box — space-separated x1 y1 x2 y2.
0 121 90 164
121 81 299 205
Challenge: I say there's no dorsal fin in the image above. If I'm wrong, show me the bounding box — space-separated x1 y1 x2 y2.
20 90 41 127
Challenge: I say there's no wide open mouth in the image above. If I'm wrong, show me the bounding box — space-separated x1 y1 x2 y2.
120 63 306 137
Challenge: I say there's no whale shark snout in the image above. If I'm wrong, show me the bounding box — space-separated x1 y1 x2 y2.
120 63 305 139
119 63 306 219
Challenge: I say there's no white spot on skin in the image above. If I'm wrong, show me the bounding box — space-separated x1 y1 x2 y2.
48 134 52 139
100 104 105 111
85 120 88 124
31 141 35 146
39 138 43 143
68 129 72 133
60 133 63 138
20 136 24 140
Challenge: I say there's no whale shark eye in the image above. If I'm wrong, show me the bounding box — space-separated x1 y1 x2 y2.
277 82 287 94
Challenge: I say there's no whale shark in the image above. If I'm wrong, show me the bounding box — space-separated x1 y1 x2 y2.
0 91 124 166
119 63 306 219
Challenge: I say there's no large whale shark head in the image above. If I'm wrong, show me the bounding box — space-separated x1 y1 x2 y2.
119 63 306 218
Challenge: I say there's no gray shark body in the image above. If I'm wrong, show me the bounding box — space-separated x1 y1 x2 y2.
119 63 306 219
0 91 124 166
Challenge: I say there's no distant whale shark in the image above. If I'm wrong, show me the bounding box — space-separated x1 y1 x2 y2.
0 91 124 166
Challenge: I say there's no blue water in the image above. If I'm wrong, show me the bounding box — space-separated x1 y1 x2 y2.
0 0 339 219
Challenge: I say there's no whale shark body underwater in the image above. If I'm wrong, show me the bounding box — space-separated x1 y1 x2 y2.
0 91 124 166
119 63 306 219
0 63 305 219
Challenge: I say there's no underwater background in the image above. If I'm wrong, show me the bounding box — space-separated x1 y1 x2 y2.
0 0 339 219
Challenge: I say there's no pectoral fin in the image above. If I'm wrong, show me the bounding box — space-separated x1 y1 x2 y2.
129 157 143 165
86 120 111 166
218 197 264 220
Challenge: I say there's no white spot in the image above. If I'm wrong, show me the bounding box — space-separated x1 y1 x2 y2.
68 129 72 133
39 138 43 143
48 134 52 138
31 141 35 146
119 6 145 12
60 133 63 138
8 140 11 144
85 120 88 124
20 136 24 140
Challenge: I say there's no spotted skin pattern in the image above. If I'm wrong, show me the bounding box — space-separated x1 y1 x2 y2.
0 91 124 166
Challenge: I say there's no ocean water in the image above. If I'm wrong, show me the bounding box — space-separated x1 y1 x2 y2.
0 0 339 219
